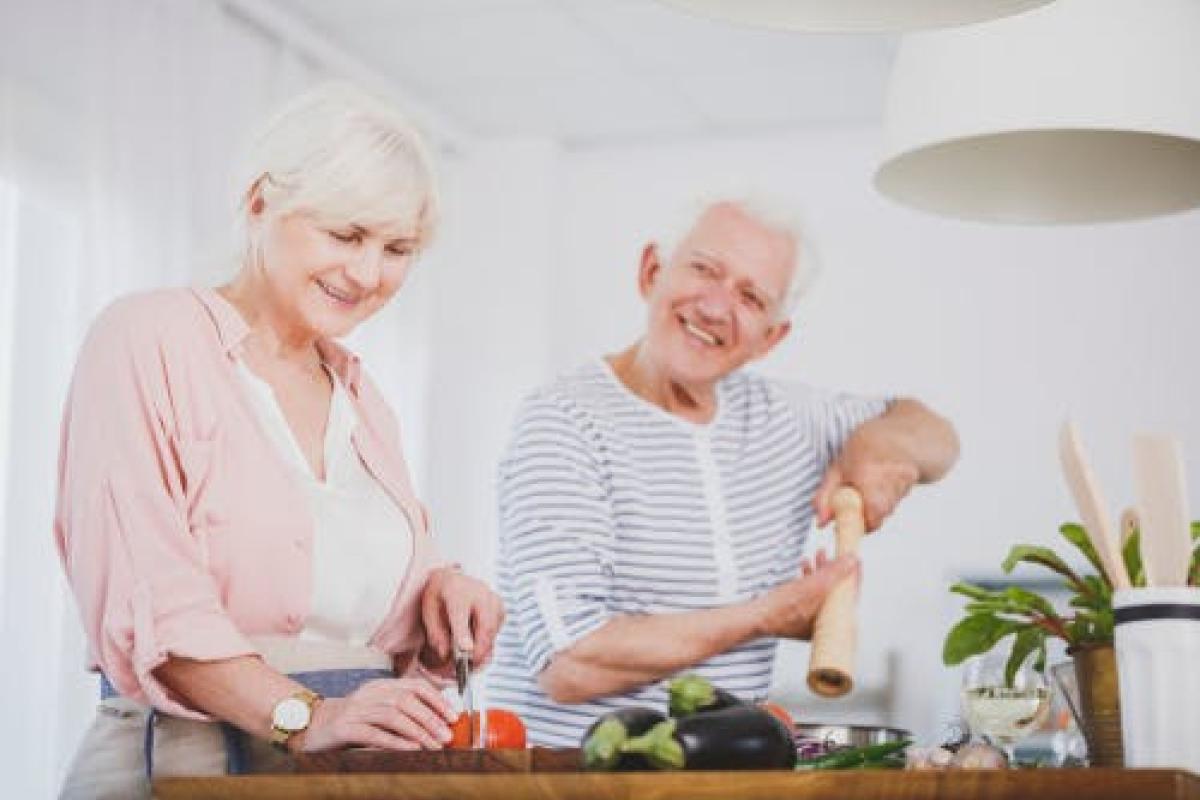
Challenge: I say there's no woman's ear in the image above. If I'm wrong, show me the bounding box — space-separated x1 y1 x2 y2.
244 176 269 221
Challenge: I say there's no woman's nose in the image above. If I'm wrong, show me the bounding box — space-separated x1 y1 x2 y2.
345 244 383 291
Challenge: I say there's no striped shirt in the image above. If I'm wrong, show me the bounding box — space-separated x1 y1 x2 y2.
489 359 889 746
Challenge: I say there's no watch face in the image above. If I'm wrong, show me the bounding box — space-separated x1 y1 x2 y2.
273 697 311 732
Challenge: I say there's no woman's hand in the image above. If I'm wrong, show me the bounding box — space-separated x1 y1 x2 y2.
419 566 506 674
294 677 457 752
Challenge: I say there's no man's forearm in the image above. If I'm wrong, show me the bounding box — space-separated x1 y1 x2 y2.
539 599 766 704
864 397 959 482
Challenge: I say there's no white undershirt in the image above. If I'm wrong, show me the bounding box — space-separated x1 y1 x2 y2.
235 360 412 646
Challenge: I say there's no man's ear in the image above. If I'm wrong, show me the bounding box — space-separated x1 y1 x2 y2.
752 319 792 361
637 242 662 301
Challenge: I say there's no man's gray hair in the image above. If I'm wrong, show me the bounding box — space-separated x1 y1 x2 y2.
656 195 821 321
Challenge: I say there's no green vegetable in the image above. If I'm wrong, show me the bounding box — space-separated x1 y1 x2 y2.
795 740 911 770
943 519 1200 684
667 674 744 717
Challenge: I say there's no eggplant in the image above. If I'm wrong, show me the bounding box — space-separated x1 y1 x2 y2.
580 707 667 771
619 706 797 770
667 674 746 717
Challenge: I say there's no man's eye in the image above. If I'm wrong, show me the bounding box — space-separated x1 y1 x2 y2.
386 244 414 257
691 261 712 274
328 230 359 243
743 291 765 310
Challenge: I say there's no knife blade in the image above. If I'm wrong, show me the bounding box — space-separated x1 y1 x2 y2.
453 646 476 747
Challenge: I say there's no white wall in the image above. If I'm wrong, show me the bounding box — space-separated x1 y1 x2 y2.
425 124 1200 741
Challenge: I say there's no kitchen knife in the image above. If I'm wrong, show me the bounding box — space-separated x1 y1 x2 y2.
454 647 478 748
1132 433 1192 587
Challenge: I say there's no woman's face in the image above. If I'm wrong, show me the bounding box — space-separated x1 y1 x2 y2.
253 206 419 340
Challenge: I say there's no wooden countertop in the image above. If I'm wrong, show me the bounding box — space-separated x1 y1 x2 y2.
156 768 1200 799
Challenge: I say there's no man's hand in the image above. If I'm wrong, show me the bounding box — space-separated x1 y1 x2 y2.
813 397 958 532
751 552 860 640
814 436 920 533
418 566 505 675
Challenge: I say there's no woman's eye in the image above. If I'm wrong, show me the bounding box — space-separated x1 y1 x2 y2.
743 291 765 311
691 261 711 275
328 230 359 244
386 244 414 257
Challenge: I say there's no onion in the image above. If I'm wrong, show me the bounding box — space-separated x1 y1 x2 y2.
905 746 954 770
949 741 1009 769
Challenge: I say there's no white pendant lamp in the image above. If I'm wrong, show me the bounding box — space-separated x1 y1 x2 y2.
655 1 1056 33
875 0 1200 224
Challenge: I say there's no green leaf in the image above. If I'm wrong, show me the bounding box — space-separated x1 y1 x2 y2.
1004 627 1043 686
1001 545 1082 587
949 582 997 602
943 614 1019 666
1001 586 1058 618
1059 524 1106 580
1123 531 1145 589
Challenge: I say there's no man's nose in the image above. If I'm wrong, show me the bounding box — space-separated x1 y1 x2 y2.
695 282 733 320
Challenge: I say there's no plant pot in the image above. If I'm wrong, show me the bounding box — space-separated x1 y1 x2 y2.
1067 643 1124 767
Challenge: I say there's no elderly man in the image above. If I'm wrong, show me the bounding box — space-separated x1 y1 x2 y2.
488 199 959 746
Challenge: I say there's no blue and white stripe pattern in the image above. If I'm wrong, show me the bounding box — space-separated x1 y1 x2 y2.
489 359 889 746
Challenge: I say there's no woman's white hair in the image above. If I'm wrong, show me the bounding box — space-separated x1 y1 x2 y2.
232 81 439 248
657 194 821 321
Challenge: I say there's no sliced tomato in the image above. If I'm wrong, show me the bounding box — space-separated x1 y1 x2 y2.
759 701 795 731
449 709 527 749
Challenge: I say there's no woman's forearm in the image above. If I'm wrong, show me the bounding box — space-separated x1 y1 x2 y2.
153 655 303 740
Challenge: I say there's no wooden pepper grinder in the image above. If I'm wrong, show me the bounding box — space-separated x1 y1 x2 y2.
807 485 866 697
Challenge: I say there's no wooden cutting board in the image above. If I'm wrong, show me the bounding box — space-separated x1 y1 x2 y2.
156 768 1200 800
295 747 581 774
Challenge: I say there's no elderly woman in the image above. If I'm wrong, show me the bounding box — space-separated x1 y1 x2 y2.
55 84 503 797
489 199 960 746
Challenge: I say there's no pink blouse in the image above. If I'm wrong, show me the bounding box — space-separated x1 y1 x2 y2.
53 287 444 720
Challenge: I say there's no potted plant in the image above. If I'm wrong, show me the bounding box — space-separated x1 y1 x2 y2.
942 520 1200 766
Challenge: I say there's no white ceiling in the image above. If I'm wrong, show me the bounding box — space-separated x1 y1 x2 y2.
283 0 898 147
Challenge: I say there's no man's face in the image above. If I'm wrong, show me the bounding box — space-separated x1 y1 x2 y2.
639 203 794 386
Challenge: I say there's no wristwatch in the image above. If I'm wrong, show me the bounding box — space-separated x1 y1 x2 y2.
269 689 322 752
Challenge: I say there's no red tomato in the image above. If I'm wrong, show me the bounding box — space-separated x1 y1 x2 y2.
449 709 527 749
760 701 795 731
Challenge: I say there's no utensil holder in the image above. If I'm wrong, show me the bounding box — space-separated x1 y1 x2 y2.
1113 587 1200 772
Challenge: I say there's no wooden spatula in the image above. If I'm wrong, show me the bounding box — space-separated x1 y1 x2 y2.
1059 420 1131 590
1132 434 1192 587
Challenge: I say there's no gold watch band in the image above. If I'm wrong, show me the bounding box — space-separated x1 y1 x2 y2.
270 689 322 752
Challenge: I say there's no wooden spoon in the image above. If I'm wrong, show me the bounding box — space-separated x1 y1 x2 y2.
1059 420 1131 590
1132 433 1192 587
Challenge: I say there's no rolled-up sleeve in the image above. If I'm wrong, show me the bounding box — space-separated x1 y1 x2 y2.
497 394 615 676
53 301 255 719
785 383 893 474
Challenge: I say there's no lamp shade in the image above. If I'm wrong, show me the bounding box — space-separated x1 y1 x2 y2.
875 0 1200 224
655 0 1055 33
